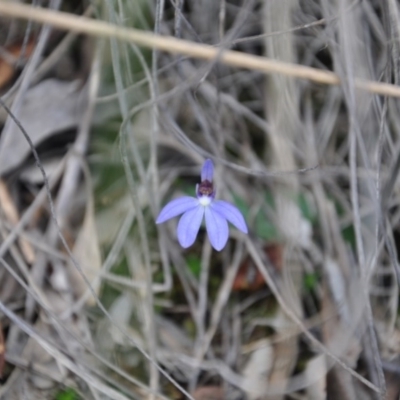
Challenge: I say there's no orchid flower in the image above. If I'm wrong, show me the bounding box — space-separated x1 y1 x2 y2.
156 159 248 251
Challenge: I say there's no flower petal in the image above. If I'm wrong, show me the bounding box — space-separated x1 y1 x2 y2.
156 196 199 224
210 200 248 234
201 159 214 182
177 205 205 248
205 207 229 251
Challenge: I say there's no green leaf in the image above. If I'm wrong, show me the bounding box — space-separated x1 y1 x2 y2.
232 194 249 220
56 388 80 400
186 255 201 279
234 192 278 241
264 191 275 208
297 193 317 223
255 212 279 241
342 225 356 249
181 181 195 197
303 273 318 292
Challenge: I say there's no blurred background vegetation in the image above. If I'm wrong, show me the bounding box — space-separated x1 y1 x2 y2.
0 0 399 399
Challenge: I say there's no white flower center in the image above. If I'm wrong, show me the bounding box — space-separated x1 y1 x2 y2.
198 196 212 207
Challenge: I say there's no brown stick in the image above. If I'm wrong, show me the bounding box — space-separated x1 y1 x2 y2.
0 2 400 97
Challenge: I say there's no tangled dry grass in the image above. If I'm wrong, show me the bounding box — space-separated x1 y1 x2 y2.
0 0 399 399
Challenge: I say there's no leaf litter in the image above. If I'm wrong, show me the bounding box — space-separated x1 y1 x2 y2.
0 0 400 399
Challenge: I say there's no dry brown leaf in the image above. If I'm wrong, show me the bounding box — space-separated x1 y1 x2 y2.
0 79 84 174
191 386 225 400
242 344 274 399
0 179 35 263
385 368 400 400
305 354 327 400
232 258 265 291
108 293 133 346
267 333 298 400
233 244 283 291
67 182 101 306
0 40 35 89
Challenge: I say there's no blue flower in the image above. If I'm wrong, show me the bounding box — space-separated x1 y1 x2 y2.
156 159 248 251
